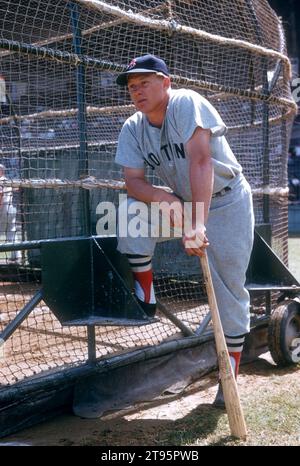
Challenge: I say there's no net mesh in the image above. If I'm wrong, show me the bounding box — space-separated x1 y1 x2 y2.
0 0 296 387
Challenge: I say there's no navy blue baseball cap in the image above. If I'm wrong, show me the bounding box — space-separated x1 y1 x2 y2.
116 54 169 86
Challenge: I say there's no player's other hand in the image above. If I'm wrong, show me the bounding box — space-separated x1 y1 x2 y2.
182 225 209 257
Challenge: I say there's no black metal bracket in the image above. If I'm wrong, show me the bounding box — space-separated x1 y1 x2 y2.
41 236 156 326
246 229 300 294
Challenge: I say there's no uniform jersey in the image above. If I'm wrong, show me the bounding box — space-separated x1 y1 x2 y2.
115 88 242 200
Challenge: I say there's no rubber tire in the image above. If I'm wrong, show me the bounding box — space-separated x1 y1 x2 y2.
268 299 300 366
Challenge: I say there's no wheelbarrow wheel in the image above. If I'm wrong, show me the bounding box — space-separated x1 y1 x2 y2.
268 299 300 366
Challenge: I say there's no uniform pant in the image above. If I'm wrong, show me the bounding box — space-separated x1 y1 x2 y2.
0 204 20 260
117 174 255 336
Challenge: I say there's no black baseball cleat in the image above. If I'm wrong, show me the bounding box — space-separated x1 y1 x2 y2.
136 297 157 318
212 382 226 409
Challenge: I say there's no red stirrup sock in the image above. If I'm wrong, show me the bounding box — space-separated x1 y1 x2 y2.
126 254 156 317
213 334 246 408
225 334 245 378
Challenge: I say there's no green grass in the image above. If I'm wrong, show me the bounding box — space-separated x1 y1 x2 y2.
288 237 300 281
153 364 300 446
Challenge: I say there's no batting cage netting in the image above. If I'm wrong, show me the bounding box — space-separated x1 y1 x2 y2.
0 0 298 435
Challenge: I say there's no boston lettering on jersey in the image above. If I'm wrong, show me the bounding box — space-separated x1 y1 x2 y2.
143 142 185 170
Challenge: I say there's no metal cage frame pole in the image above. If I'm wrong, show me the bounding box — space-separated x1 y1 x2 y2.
69 1 91 237
246 0 271 236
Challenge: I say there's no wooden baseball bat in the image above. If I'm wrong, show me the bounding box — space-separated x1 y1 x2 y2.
200 251 247 440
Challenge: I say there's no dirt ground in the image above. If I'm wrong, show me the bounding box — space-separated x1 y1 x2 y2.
1 352 300 446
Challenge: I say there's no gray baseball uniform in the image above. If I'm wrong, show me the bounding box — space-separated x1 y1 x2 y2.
115 89 254 336
0 175 19 261
115 89 242 199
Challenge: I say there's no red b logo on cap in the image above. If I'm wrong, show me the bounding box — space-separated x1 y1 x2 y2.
128 59 136 70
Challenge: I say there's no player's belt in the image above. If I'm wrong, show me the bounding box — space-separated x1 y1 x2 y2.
212 186 232 198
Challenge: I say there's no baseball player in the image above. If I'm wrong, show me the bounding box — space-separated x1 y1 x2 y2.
115 55 254 406
0 74 9 116
0 164 20 262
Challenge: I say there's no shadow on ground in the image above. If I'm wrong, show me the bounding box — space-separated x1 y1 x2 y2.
1 355 299 446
